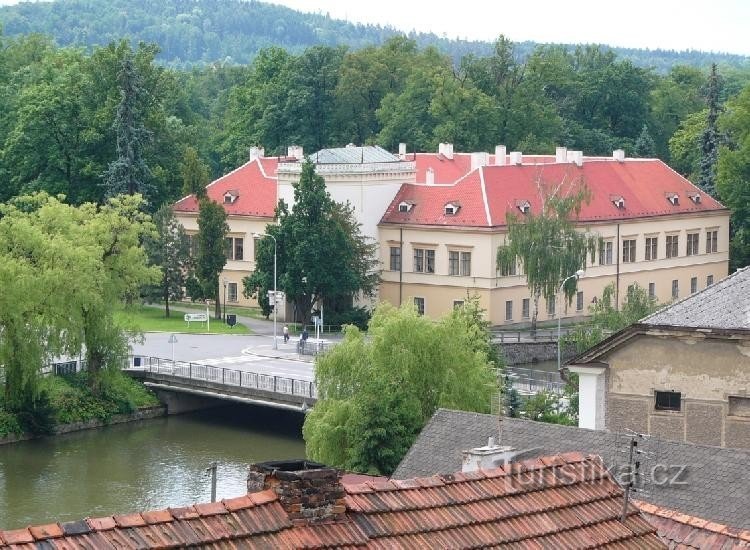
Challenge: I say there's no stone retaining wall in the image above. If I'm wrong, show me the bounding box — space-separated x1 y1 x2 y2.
0 405 166 446
497 342 576 366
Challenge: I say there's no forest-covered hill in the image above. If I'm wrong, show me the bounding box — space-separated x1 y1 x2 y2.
1 0 748 71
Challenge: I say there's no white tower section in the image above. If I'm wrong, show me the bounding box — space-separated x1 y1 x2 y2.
276 145 416 245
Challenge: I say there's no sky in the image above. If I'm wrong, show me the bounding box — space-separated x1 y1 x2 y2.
0 0 748 55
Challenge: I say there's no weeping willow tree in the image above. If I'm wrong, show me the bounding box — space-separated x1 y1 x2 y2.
497 176 599 331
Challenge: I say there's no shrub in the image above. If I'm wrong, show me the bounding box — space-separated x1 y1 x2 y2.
0 410 22 438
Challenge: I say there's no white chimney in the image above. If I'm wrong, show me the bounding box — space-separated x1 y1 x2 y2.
567 150 583 167
398 142 407 159
509 151 523 165
425 167 435 186
555 147 567 163
613 149 625 162
471 152 489 171
494 145 506 165
288 145 304 160
249 146 265 161
438 142 454 160
462 437 517 472
568 366 606 430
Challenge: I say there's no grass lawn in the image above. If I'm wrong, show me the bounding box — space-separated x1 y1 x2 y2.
116 305 250 334
172 301 269 321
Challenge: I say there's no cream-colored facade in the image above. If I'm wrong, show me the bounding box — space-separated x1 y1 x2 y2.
379 211 729 326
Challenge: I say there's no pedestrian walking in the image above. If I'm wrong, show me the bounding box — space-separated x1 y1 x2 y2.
300 327 309 353
283 325 289 343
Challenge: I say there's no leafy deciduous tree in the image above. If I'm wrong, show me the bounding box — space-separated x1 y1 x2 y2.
195 198 228 318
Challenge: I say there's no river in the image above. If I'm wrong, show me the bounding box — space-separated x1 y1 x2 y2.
0 405 305 530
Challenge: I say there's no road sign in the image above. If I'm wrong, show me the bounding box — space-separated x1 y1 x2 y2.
168 334 178 344
184 313 208 322
266 291 285 303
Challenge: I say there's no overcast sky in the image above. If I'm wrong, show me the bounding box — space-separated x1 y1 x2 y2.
0 0 748 55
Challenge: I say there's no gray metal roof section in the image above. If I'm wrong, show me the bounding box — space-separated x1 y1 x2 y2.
642 266 750 329
394 408 750 529
309 145 400 164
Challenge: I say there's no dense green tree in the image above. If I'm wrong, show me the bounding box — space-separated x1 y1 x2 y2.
633 124 656 157
669 110 707 180
717 83 750 270
143 204 192 317
497 179 598 331
102 50 153 201
195 198 229 318
180 146 210 198
303 301 497 474
698 64 723 196
246 161 378 326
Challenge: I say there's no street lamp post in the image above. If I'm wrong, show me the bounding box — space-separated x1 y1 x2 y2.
558 269 585 373
222 278 228 322
254 232 278 350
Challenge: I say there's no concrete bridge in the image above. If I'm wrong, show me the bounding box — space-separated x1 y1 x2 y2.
124 356 317 413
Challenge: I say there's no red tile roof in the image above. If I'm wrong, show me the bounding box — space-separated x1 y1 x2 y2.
636 501 750 549
173 157 279 218
1 454 665 549
382 159 726 228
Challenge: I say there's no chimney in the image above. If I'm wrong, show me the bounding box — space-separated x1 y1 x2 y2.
438 142 454 160
462 437 518 472
288 145 304 160
567 150 583 167
425 167 435 185
471 151 489 171
555 146 567 163
247 460 346 524
398 142 407 159
494 145 506 165
249 146 265 161
509 151 523 165
613 149 625 162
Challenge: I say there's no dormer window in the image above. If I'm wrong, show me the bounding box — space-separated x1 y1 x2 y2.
398 201 414 213
444 202 460 215
611 195 625 209
223 190 239 204
687 192 701 204
516 200 531 214
666 193 679 206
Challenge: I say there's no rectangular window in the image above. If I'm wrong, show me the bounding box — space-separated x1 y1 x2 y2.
425 249 435 273
414 248 423 272
448 250 458 275
706 230 718 253
645 237 658 261
655 391 681 412
453 300 464 309
707 275 714 286
672 279 679 299
576 291 584 311
253 236 260 261
648 282 656 299
460 252 471 276
228 282 238 303
686 233 699 256
728 396 750 417
414 297 425 316
522 298 530 319
225 237 244 260
622 239 636 263
690 276 698 294
187 234 199 257
389 246 401 271
547 298 556 317
599 241 613 265
500 259 517 277
666 235 679 258
505 300 513 321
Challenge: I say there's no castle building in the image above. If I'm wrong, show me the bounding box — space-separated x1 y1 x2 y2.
173 144 729 326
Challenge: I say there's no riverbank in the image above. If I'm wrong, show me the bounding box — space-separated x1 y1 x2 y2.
0 405 166 445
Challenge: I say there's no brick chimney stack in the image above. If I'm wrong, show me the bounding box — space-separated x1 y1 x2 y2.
247 460 347 524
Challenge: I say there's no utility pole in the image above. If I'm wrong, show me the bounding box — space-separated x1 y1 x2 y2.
206 462 217 503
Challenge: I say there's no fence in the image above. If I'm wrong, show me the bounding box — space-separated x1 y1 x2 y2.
295 339 332 357
504 366 566 395
127 356 317 399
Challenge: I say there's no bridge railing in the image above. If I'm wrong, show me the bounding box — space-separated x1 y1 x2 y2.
127 356 317 399
504 366 566 395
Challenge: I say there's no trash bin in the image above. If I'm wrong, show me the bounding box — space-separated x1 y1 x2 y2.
226 314 237 327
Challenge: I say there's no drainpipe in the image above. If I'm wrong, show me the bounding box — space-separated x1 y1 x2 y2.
616 223 620 311
399 227 403 306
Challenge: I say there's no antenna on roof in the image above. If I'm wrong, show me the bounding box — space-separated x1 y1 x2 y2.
619 432 649 522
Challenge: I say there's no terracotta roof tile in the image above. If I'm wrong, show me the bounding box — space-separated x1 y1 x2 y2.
168 505 199 520
248 488 277 505
193 501 227 516
0 528 34 544
141 508 173 524
113 512 147 528
222 494 254 511
28 523 63 541
86 515 116 531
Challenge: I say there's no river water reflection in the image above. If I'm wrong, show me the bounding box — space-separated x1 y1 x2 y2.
0 405 305 530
